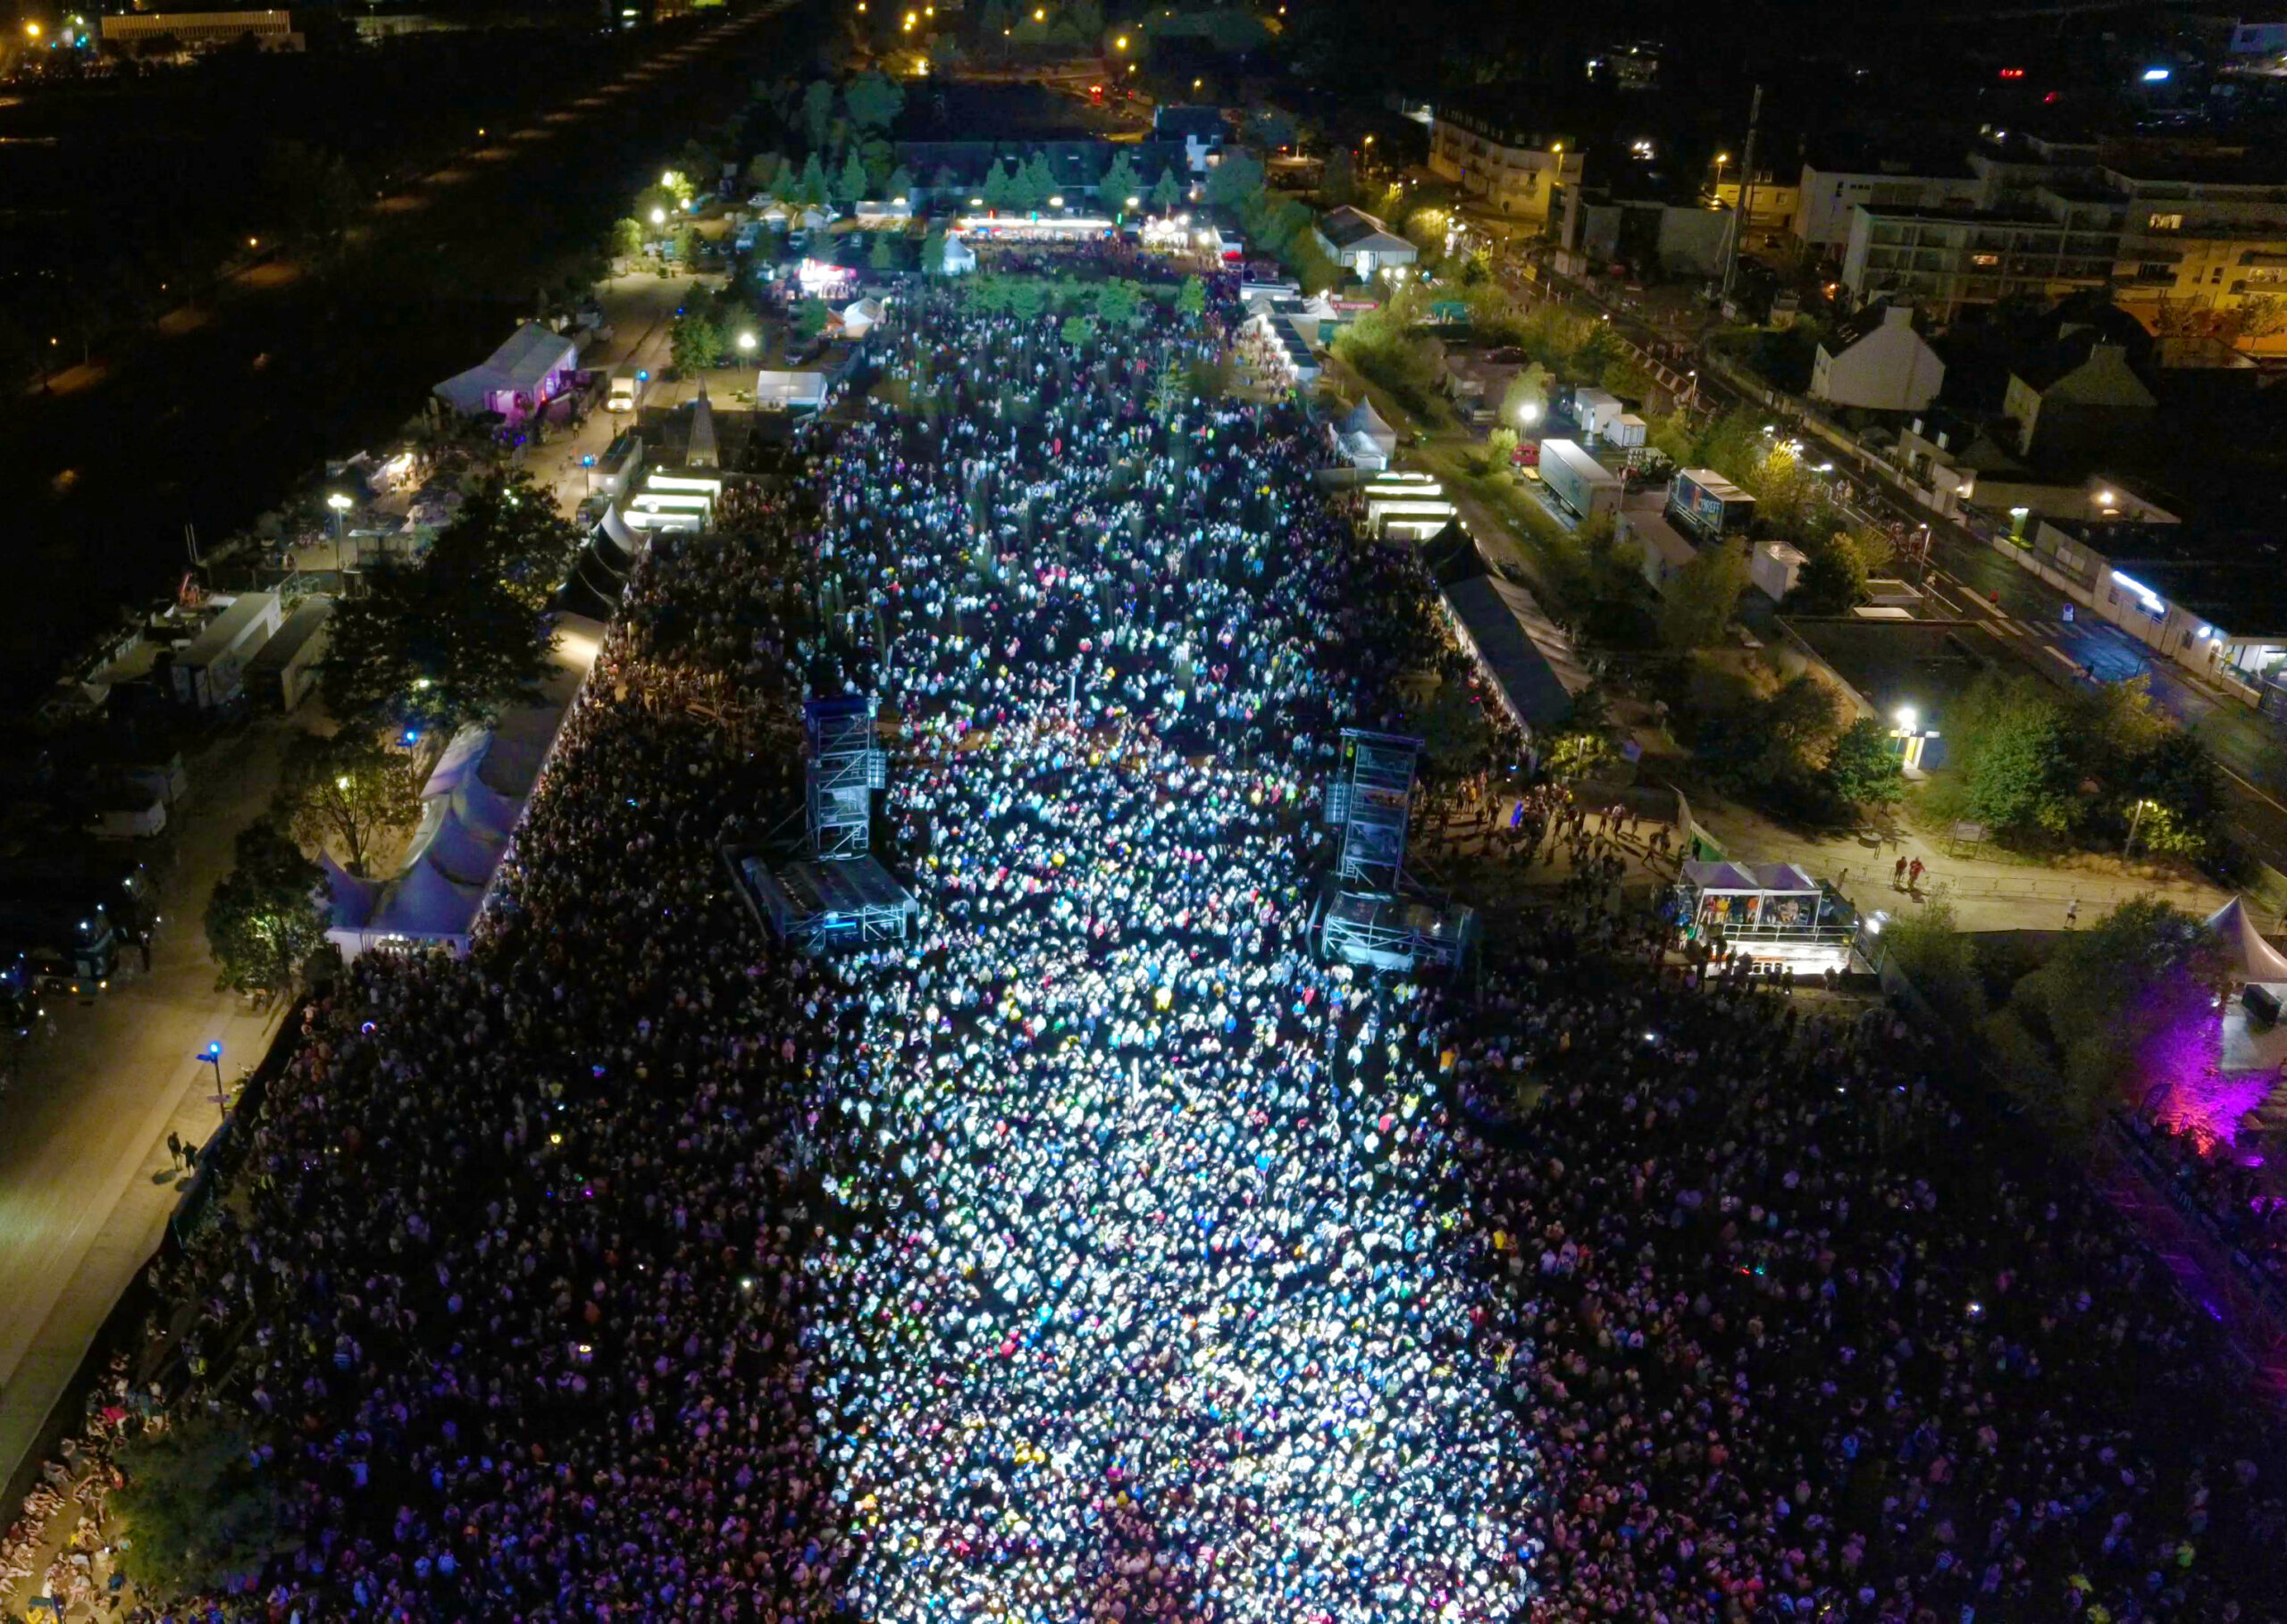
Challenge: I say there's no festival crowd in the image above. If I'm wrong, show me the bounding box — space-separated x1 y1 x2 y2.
116 268 2286 1624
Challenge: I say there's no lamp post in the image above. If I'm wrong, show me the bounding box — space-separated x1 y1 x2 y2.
198 1041 227 1126
2124 797 2156 859
737 331 758 355
326 490 353 540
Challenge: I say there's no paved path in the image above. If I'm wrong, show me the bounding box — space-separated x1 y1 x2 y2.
1692 795 2230 933
0 723 293 1497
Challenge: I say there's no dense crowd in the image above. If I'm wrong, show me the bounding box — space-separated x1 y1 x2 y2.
130 266 2286 1624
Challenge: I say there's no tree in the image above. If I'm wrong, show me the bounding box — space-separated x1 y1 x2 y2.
796 297 831 339
205 819 329 997
836 148 871 205
746 151 785 192
609 217 645 259
1100 151 1142 211
870 230 900 272
844 69 905 131
113 1417 293 1596
1497 364 1548 431
276 727 422 878
1989 896 2224 1142
921 228 949 275
1060 314 1095 346
1882 898 1983 1027
1204 148 1265 209
1151 165 1184 213
1321 144 1355 206
1823 716 1905 807
671 311 725 375
886 163 916 203
1177 275 1207 322
262 139 360 250
1951 673 2073 837
982 160 1017 212
1019 153 1059 210
320 472 570 745
1658 540 1748 649
801 79 836 150
796 151 829 205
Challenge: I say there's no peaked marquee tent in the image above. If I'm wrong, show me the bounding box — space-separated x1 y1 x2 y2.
434 324 580 420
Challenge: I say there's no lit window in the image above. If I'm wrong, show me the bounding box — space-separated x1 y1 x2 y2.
1970 253 1999 267
2149 213 2182 230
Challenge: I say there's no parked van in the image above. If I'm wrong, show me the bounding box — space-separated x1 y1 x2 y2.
606 368 647 413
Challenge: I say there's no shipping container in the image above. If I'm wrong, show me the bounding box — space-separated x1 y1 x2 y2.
1537 439 1622 525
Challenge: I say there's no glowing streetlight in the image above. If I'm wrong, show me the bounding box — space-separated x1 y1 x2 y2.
650 207 667 225
24 21 40 37
1049 194 1064 207
336 775 352 791
661 170 674 187
736 330 758 353
1517 401 1541 425
1033 5 1043 16
1113 32 1127 47
1895 707 1917 733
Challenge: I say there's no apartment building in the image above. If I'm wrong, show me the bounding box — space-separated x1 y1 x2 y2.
1792 159 1982 253
1426 109 1583 222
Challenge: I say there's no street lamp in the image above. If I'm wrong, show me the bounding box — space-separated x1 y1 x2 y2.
198 1041 227 1126
650 207 667 226
326 490 353 540
1895 706 1917 733
737 330 758 353
2124 798 2157 858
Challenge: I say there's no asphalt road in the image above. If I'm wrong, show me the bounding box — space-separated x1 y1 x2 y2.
0 0 800 1502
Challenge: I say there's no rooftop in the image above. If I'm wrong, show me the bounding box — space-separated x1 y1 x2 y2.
2040 519 2287 631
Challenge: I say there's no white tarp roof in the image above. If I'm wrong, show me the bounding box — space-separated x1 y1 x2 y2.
756 369 828 408
2208 896 2287 981
330 729 523 957
1342 398 1396 455
841 297 884 336
434 323 578 414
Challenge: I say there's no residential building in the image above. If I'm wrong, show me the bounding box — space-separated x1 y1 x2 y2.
1313 207 1418 279
1809 303 1945 412
2229 21 2287 54
1556 186 1734 278
1713 174 1800 242
1839 205 2120 318
1792 157 1982 253
1151 106 1228 175
1836 141 2287 329
1583 41 1663 91
2011 516 2287 699
98 9 301 51
2002 336 2157 457
1427 109 1582 222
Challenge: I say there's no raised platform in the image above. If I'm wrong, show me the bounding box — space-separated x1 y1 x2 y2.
1314 884 1477 975
725 846 917 954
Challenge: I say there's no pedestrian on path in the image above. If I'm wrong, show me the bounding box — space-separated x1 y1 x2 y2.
1907 857 1925 891
2066 897 2081 929
164 1132 182 1169
1894 856 1908 890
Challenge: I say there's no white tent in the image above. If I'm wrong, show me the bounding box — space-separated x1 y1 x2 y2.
840 297 885 338
1340 398 1398 465
329 728 522 958
756 369 829 411
939 235 978 277
434 323 579 418
2208 896 2287 981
